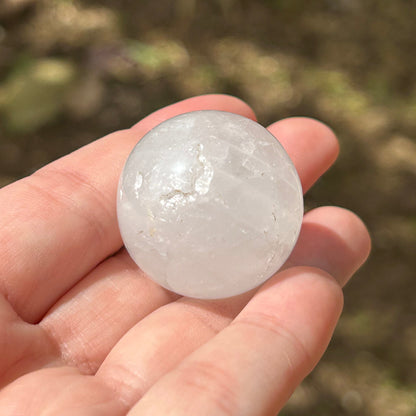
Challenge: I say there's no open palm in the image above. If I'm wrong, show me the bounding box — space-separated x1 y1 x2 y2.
0 95 370 415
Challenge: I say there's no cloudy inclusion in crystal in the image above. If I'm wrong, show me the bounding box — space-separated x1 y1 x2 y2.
117 110 303 299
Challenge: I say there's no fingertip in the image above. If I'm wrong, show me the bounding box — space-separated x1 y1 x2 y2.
260 265 344 312
293 265 345 308
296 116 339 150
189 94 257 121
306 206 371 265
289 206 371 286
271 116 340 157
268 117 340 192
131 94 256 135
305 206 371 255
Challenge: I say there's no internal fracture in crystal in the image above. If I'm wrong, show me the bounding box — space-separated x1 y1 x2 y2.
117 110 303 299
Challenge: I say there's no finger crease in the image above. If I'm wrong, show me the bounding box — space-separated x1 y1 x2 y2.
40 319 96 375
177 359 239 416
97 364 148 407
234 313 313 370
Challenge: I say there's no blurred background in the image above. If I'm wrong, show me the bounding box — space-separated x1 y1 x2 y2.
0 0 415 414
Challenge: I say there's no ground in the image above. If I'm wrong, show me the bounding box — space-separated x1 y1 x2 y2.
0 0 416 414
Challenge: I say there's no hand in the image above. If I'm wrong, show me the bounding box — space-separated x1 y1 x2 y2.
0 95 370 415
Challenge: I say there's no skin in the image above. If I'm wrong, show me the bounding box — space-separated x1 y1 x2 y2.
0 94 371 415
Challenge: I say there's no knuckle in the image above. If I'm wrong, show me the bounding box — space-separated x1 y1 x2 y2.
177 359 239 416
235 312 313 368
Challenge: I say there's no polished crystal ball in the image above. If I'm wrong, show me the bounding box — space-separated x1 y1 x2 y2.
117 110 303 299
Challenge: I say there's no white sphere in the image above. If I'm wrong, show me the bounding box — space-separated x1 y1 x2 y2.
117 110 303 299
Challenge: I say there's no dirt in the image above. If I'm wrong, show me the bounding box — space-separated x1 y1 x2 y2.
1 1 416 414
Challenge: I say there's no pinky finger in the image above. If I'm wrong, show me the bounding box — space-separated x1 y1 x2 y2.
128 266 343 416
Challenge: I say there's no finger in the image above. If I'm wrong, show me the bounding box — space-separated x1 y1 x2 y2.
128 267 343 416
268 117 339 192
95 207 368 407
131 94 256 133
40 250 179 374
43 117 341 376
0 94 255 323
0 367 126 416
285 206 371 286
0 294 59 388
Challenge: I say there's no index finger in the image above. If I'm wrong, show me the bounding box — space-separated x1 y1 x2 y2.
0 94 256 323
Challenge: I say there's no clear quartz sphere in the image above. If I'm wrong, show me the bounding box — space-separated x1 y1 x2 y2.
117 110 303 299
